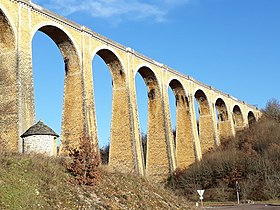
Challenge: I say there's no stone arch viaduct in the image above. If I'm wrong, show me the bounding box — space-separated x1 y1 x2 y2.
0 0 261 180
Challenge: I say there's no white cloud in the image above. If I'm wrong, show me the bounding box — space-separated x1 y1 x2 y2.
34 0 191 23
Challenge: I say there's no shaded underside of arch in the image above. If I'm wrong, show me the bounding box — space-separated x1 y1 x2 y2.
215 98 228 121
233 105 244 130
215 98 233 141
0 9 18 151
138 67 160 100
195 89 210 115
169 79 195 169
96 49 126 89
38 26 79 75
194 89 215 155
248 111 256 127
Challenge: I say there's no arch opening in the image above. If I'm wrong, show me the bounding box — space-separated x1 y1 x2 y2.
195 90 210 115
93 49 135 173
32 31 64 154
0 9 17 151
233 105 244 131
169 79 194 168
32 25 82 155
138 67 160 101
215 98 228 122
215 98 232 141
135 72 148 167
248 111 256 127
92 54 112 164
38 26 80 75
136 67 161 169
194 98 200 135
194 89 215 154
96 49 126 88
168 86 176 145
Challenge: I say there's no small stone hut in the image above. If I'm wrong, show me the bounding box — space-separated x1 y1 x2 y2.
20 120 59 156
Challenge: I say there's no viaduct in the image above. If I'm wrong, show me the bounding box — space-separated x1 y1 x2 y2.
0 0 261 180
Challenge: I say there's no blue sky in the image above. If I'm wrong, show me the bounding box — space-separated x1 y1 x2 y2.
32 0 280 147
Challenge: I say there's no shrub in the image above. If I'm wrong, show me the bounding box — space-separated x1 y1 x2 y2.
100 144 110 164
64 137 100 186
167 100 280 201
263 98 280 122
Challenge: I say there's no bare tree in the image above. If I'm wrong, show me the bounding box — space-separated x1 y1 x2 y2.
264 98 280 122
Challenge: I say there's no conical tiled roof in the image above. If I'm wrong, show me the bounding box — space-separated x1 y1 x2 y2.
20 120 59 138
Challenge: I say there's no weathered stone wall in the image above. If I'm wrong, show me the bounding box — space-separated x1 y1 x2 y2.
168 79 195 169
17 2 36 142
0 7 18 151
22 135 57 156
175 94 195 168
0 0 262 180
136 67 173 180
107 56 135 174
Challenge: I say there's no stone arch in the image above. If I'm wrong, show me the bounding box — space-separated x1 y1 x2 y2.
233 105 244 131
194 89 215 154
31 22 81 60
0 3 16 36
194 89 210 115
215 98 228 122
31 24 84 154
168 79 195 168
137 66 161 100
136 66 172 180
92 48 139 174
91 46 125 69
32 25 81 75
93 48 126 88
215 98 233 140
248 111 256 127
169 78 189 108
0 7 18 151
134 63 157 76
166 76 185 90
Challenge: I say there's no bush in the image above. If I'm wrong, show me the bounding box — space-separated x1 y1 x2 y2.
100 144 109 164
167 99 280 201
263 98 280 122
64 137 100 186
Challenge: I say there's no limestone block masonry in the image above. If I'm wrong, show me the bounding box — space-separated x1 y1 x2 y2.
20 120 59 156
0 0 261 181
21 135 57 156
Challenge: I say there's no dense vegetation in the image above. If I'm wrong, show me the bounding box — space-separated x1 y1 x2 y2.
167 98 280 202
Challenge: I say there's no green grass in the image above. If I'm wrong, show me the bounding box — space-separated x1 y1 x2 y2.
0 153 192 209
0 153 86 209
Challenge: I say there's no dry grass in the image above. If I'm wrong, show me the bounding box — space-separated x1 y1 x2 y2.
167 117 280 202
0 153 192 209
93 166 191 209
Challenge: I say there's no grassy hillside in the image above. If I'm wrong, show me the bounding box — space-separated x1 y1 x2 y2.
0 153 191 210
167 113 280 202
